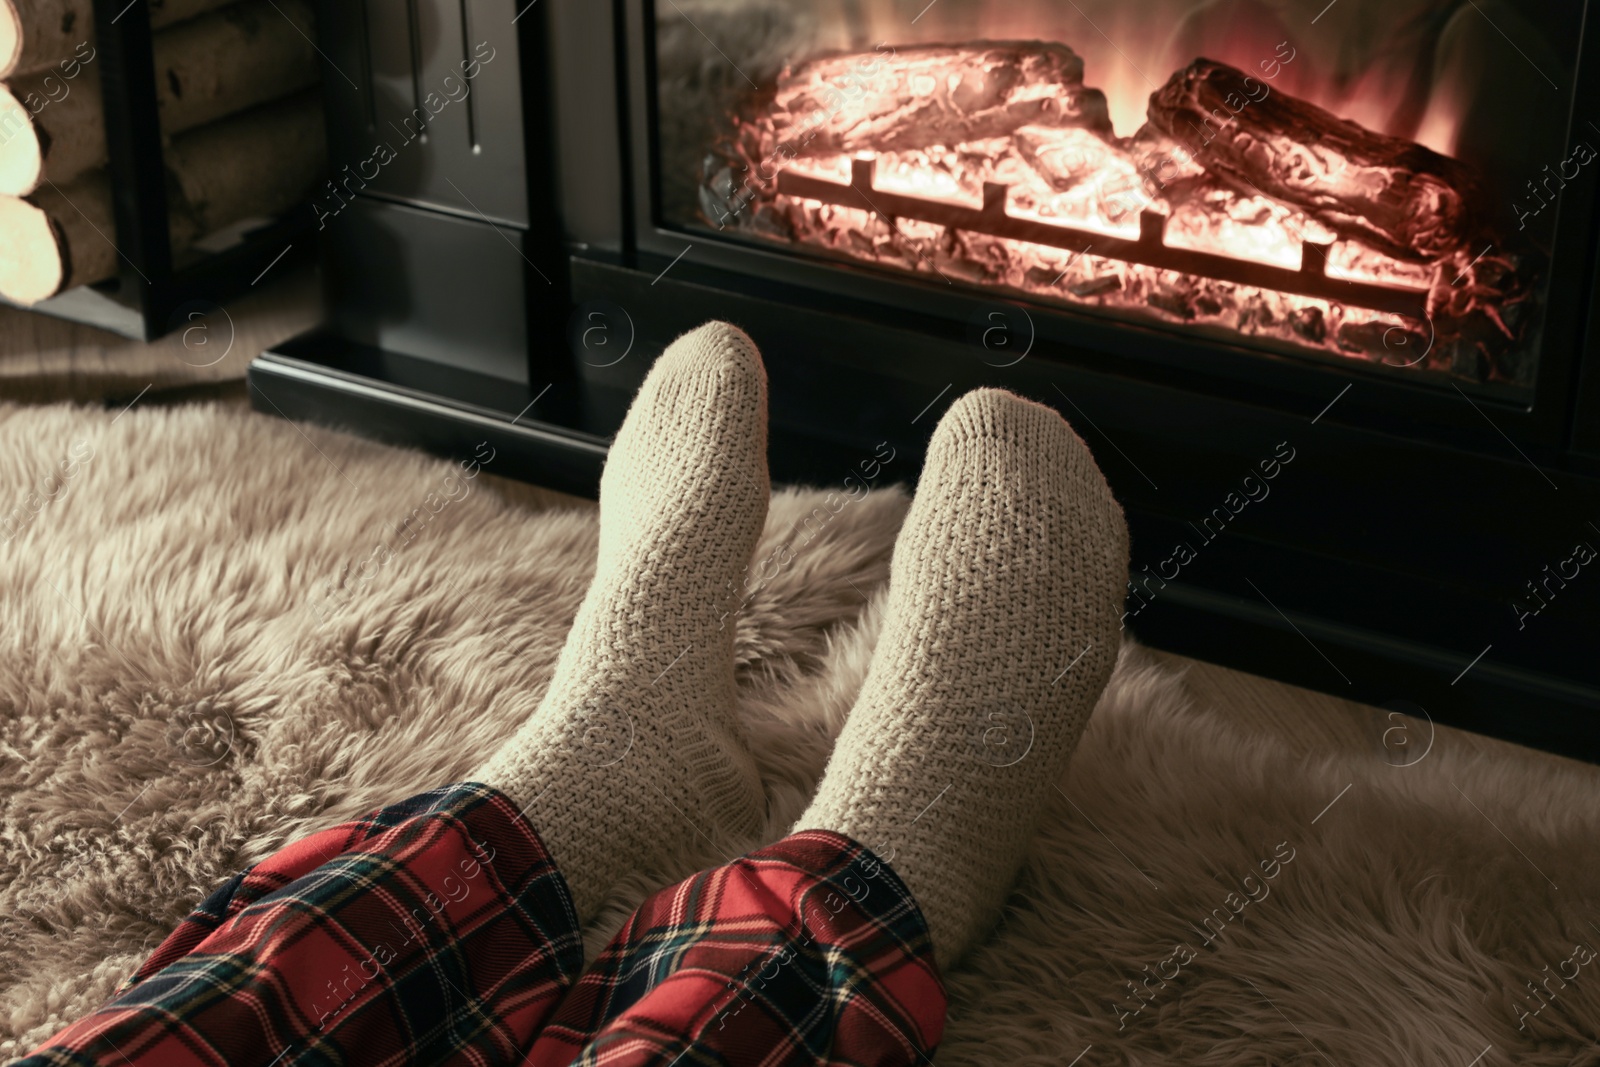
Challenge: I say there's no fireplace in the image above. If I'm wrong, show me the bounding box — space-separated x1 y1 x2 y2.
250 0 1600 758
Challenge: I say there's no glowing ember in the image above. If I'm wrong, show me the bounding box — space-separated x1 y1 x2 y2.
703 44 1536 383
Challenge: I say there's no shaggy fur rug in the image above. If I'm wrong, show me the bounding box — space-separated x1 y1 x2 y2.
2 400 1598 1066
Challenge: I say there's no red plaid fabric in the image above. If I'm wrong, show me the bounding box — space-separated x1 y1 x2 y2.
531 829 946 1066
18 783 584 1067
18 785 945 1067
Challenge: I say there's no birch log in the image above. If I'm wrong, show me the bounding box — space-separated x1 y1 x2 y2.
0 91 324 304
0 0 236 79
0 0 318 195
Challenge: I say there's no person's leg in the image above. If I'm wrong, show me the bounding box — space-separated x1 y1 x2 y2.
15 783 584 1066
472 320 770 924
794 387 1128 970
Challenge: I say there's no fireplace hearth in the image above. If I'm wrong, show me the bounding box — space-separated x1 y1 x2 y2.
251 0 1600 760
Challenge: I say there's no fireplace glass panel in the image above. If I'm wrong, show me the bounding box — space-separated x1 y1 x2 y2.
654 0 1588 395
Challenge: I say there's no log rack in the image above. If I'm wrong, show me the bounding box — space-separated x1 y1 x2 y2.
4 0 314 340
777 155 1432 320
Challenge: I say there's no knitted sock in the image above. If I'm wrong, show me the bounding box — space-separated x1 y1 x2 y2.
475 321 769 922
793 388 1129 967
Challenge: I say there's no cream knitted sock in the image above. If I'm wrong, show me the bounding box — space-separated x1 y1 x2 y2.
793 388 1129 967
475 321 768 922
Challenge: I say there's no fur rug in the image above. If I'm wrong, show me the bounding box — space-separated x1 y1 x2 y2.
1 400 1598 1065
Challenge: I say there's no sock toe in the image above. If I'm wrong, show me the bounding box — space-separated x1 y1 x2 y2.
659 320 765 380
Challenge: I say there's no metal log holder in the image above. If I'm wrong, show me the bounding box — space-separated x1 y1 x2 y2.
13 0 317 340
777 155 1432 320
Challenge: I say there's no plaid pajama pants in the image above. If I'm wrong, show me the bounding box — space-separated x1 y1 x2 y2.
18 783 945 1066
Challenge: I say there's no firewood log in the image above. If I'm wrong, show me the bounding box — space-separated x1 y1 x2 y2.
0 0 317 195
151 0 318 138
0 0 236 79
163 90 324 238
0 167 112 304
1144 58 1489 262
0 91 324 305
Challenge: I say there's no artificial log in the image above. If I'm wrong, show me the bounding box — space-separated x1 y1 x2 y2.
765 41 1113 157
0 0 235 79
0 91 324 305
1144 58 1489 262
0 0 318 195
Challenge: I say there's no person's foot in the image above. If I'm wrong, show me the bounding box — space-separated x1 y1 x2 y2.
793 388 1128 967
475 322 769 921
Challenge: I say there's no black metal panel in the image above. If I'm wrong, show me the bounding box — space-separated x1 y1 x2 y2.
249 335 610 496
1570 205 1600 466
94 0 170 283
1131 582 1600 763
544 0 629 257
311 0 571 383
323 197 535 381
315 0 529 225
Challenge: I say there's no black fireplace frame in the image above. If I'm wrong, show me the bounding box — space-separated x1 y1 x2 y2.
250 0 1600 761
